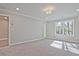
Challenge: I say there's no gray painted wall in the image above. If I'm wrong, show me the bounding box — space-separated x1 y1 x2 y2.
0 10 44 45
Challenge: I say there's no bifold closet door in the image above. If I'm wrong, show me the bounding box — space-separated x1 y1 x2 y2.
0 16 9 47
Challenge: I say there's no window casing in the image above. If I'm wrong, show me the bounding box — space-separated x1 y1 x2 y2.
55 20 74 36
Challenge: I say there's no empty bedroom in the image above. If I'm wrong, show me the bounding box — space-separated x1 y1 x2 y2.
0 3 79 56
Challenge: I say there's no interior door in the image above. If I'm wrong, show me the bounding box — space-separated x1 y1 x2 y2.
0 16 9 47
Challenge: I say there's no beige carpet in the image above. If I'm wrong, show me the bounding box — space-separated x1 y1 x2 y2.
0 39 79 56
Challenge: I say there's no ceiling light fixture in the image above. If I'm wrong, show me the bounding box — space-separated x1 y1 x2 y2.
43 5 55 15
16 8 20 11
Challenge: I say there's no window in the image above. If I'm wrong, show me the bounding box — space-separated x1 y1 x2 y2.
55 20 74 36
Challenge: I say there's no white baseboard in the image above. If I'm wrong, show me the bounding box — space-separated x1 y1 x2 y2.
10 38 45 46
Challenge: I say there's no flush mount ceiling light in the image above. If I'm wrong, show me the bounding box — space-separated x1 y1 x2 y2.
16 8 20 11
43 5 55 15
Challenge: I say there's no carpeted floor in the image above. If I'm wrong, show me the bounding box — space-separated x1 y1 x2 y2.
0 39 79 56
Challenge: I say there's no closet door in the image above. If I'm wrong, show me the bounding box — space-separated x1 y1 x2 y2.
0 16 9 47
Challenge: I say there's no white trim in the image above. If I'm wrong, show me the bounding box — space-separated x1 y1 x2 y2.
0 9 44 21
8 16 11 46
55 20 74 37
10 38 44 46
43 23 47 38
0 38 45 49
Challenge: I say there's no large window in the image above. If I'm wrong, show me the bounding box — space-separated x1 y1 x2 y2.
55 20 74 36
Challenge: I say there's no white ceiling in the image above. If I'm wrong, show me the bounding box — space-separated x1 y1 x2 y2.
0 3 79 21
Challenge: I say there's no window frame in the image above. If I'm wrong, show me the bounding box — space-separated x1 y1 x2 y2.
55 20 74 37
